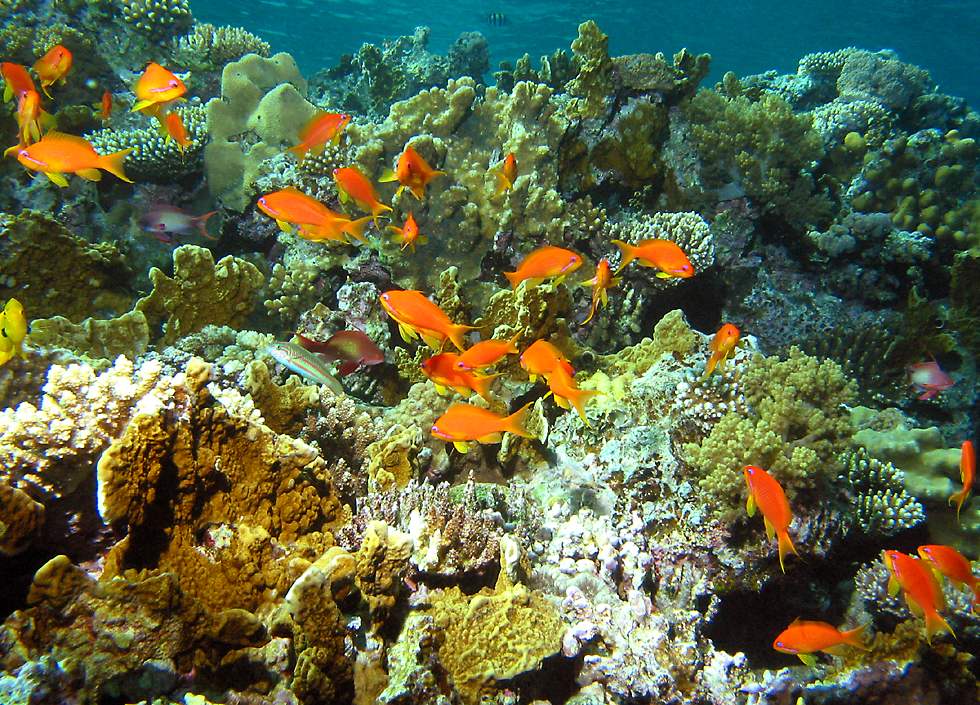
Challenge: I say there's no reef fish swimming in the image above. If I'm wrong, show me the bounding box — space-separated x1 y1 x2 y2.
422 352 499 401
504 245 583 289
15 132 132 186
431 402 533 452
883 549 955 643
289 111 350 158
907 359 954 400
294 330 384 376
743 465 800 573
265 341 344 395
612 238 695 278
379 289 475 351
140 204 217 243
772 619 868 666
948 440 974 522
380 144 445 200
33 44 72 98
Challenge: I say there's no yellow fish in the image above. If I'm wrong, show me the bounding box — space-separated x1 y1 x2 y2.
0 298 27 364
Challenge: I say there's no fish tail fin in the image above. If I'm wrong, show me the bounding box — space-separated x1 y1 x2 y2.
378 168 397 183
776 528 800 574
445 323 476 352
948 488 969 523
703 351 720 378
343 216 374 244
503 402 534 439
841 624 870 651
611 240 635 273
570 388 601 425
39 82 53 99
470 372 502 401
98 148 133 183
505 329 522 354
195 211 219 239
495 170 512 194
287 143 308 158
924 608 955 643
503 270 522 288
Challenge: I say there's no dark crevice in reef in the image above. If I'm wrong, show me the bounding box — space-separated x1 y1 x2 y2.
646 272 727 334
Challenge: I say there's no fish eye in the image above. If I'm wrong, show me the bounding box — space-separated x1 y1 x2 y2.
775 641 784 648
157 224 166 230
332 168 341 175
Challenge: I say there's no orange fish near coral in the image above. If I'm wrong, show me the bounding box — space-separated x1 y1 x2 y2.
15 131 132 187
949 440 974 522
743 465 800 573
581 258 620 325
422 352 498 401
379 289 475 351
100 90 113 122
917 544 979 611
164 111 192 153
333 166 392 223
772 619 868 666
431 402 533 452
704 323 741 377
547 364 600 424
520 339 574 382
494 152 517 194
504 245 583 289
33 44 72 98
257 187 372 244
380 144 445 200
388 212 427 252
1 62 36 103
289 111 351 158
453 332 521 372
883 549 954 643
612 238 695 279
131 62 186 118
9 89 53 149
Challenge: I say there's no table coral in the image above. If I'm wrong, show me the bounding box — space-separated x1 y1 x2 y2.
136 244 265 345
0 210 133 321
27 309 150 362
97 358 346 612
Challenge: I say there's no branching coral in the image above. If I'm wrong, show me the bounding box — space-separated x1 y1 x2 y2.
119 0 192 41
170 22 270 72
135 244 264 345
842 448 925 537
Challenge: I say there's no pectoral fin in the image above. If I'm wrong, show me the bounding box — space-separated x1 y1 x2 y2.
44 171 69 187
798 653 817 667
887 575 901 597
453 441 470 453
764 517 775 540
746 493 756 517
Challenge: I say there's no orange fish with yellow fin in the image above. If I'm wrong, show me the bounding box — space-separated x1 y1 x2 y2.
131 62 186 119
33 44 72 98
883 549 955 643
380 144 445 200
431 402 532 453
333 166 392 223
743 465 800 573
581 258 619 325
289 112 350 158
773 619 868 666
14 131 132 187
504 245 583 289
612 238 694 279
379 289 475 351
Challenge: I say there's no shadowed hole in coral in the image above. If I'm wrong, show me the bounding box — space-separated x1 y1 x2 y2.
644 273 726 334
505 652 580 705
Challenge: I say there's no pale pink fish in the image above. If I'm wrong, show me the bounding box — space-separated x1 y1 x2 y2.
140 204 218 244
908 360 954 400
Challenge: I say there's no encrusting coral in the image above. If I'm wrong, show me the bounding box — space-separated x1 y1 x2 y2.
26 309 150 362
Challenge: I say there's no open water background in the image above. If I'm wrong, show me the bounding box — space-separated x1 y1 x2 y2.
194 0 980 107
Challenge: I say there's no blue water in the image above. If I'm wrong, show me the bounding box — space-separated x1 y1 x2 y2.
196 0 980 108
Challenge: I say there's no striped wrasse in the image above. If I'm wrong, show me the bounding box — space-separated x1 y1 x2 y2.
265 341 344 395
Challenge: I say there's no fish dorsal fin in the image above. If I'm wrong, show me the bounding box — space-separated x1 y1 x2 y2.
42 131 93 149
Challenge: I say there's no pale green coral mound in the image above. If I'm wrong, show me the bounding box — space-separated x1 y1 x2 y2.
685 347 855 511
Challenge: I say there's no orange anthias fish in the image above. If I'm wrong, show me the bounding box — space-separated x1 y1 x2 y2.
949 440 974 522
520 339 574 382
581 259 620 325
547 364 600 424
388 212 427 252
917 544 979 611
454 332 521 372
380 144 445 200
421 352 498 401
773 619 868 666
164 111 192 153
431 402 532 452
332 166 393 223
33 44 72 98
704 323 741 377
883 549 955 642
15 132 132 187
504 245 583 289
10 89 53 149
1 62 36 103
379 289 476 351
257 187 372 244
494 152 517 194
132 62 187 118
612 238 695 279
100 90 113 122
289 111 351 158
743 465 800 573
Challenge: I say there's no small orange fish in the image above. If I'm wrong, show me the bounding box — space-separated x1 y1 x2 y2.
32 44 72 98
164 111 191 153
421 352 499 401
494 152 517 194
1 62 36 103
546 364 600 424
11 89 52 148
332 166 393 223
431 402 533 452
743 465 800 573
380 144 445 200
520 339 574 382
257 187 371 244
704 323 741 377
453 332 521 372
773 619 868 666
379 289 476 351
612 239 695 279
504 245 583 289
289 111 350 158
581 258 620 325
388 212 427 252
132 62 187 118
917 544 979 612
15 131 132 187
100 90 113 122
883 549 954 643
949 440 974 522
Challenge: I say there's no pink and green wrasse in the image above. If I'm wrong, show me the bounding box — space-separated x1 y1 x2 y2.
266 341 343 394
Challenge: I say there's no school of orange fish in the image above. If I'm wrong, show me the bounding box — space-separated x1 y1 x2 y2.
1 50 976 667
